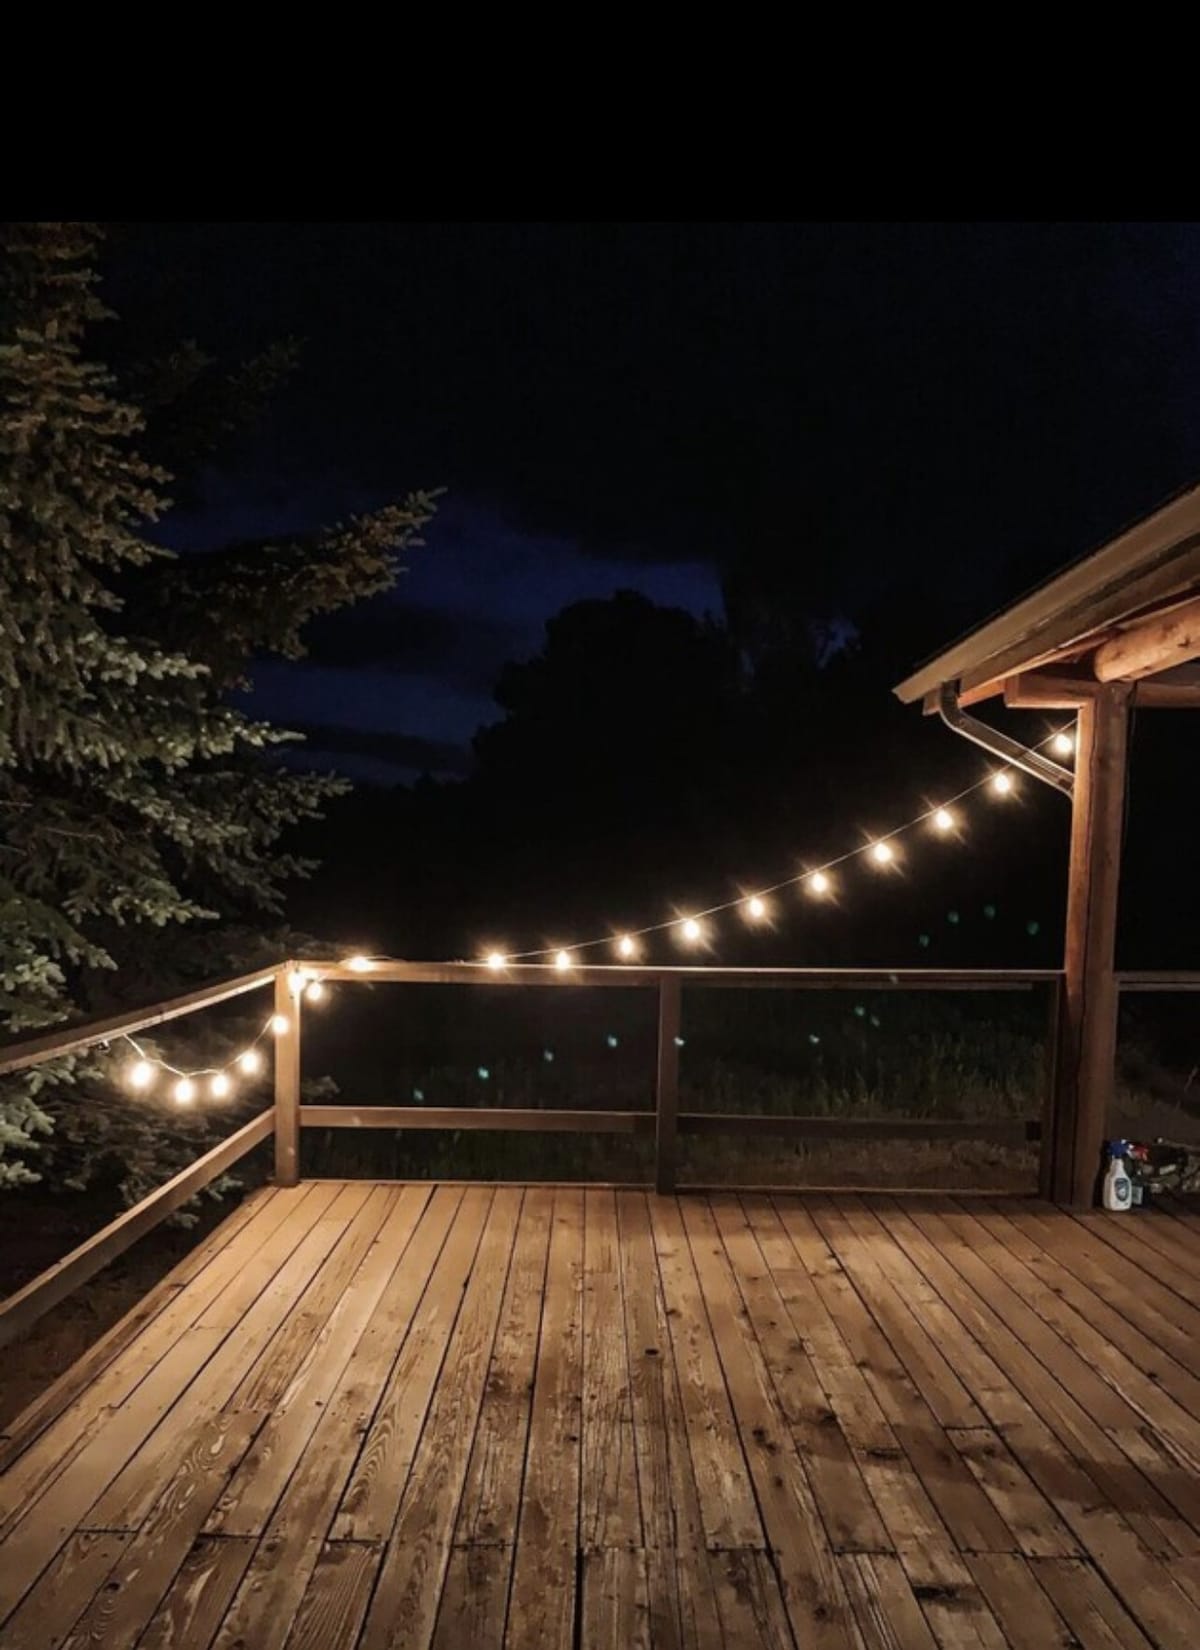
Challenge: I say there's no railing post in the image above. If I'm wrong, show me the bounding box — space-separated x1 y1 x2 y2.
655 975 681 1195
274 964 301 1186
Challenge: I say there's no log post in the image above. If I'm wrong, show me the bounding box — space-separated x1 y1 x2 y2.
274 964 301 1186
1052 685 1131 1205
654 976 681 1195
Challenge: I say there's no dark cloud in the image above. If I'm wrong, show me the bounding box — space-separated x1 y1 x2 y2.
303 601 522 696
293 721 470 777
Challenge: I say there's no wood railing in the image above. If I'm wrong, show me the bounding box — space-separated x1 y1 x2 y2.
12 956 1198 1345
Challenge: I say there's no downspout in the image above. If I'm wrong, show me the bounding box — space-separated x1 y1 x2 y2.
937 682 1074 798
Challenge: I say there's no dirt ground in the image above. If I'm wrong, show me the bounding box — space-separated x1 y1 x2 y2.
0 1189 234 1430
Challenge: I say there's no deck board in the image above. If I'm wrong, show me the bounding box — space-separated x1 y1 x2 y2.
3 1182 1200 1648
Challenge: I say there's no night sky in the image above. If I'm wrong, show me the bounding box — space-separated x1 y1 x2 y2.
106 222 1200 785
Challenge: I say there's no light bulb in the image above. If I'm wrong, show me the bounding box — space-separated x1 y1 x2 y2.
126 1059 156 1091
554 949 574 971
991 771 1013 796
871 840 894 865
173 1076 196 1105
744 895 767 921
270 1013 289 1036
485 952 507 972
616 934 637 959
237 1048 263 1076
1052 731 1074 757
680 917 703 943
304 980 325 1003
807 871 831 897
933 808 955 833
287 967 308 996
210 1072 231 1099
344 954 373 972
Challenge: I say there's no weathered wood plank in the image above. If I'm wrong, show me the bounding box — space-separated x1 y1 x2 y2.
60 1412 264 1650
504 1188 584 1650
709 1195 890 1556
581 1188 641 1552
676 1196 855 1649
285 1539 382 1650
138 1533 257 1650
0 1529 130 1650
332 1186 493 1541
431 1544 512 1650
647 1196 762 1551
358 1187 521 1650
454 1188 553 1546
581 1547 652 1650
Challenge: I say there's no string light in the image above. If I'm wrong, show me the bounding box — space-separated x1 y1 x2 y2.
110 732 1071 1104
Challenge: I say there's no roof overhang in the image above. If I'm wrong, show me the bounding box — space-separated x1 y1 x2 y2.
893 481 1200 708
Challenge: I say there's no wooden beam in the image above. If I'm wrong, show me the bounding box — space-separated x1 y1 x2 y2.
655 975 681 1193
273 967 300 1185
1131 679 1200 708
1003 672 1101 710
0 966 279 1079
0 1109 274 1348
1051 685 1131 1205
1094 593 1200 682
299 1105 653 1132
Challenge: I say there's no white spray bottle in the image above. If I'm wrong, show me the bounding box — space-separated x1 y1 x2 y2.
1102 1140 1133 1212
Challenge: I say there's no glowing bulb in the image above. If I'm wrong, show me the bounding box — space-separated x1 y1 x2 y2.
871 840 894 865
680 917 703 944
807 871 831 897
126 1059 156 1091
287 967 309 995
554 949 574 971
210 1072 231 1099
237 1048 263 1076
344 955 373 973
991 771 1013 796
304 980 325 1003
485 952 507 972
933 808 955 833
270 1013 289 1036
616 934 637 959
744 895 767 921
1052 731 1074 757
173 1076 196 1105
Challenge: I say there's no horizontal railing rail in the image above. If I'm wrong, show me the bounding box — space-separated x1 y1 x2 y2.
1116 970 1200 992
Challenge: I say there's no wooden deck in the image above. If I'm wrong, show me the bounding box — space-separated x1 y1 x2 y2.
3 1186 1200 1649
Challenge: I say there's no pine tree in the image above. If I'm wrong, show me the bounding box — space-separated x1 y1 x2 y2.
0 222 435 1192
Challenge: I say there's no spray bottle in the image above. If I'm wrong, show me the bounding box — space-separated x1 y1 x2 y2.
1102 1140 1133 1212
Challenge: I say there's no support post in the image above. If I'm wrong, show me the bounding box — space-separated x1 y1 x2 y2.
655 975 681 1194
1039 976 1063 1201
274 964 301 1186
1052 685 1131 1205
